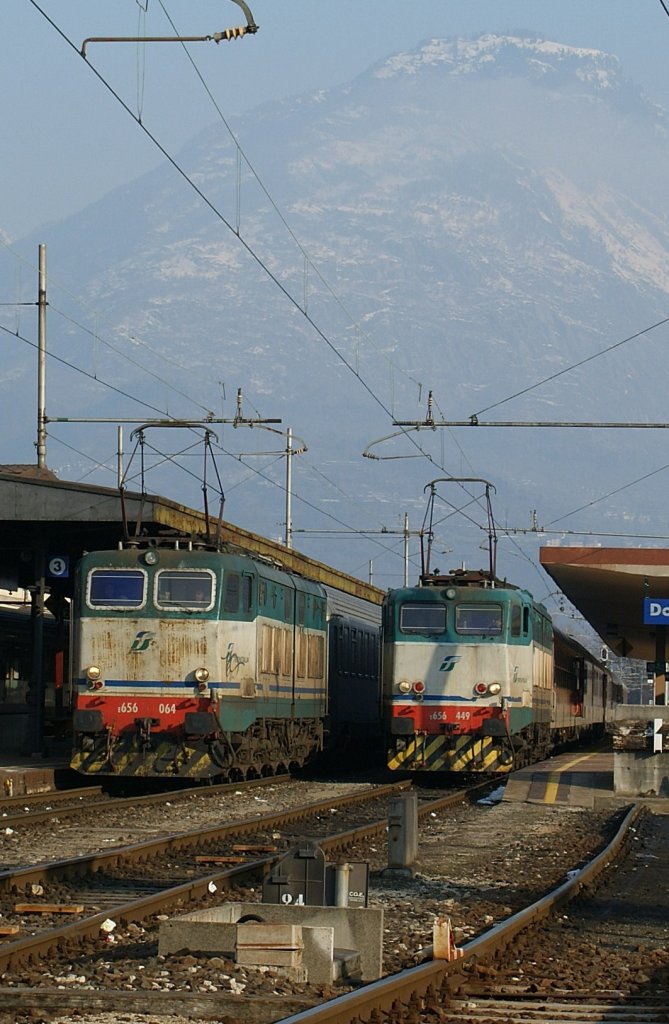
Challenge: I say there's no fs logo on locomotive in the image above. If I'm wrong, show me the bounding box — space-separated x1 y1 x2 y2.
129 630 156 653
439 655 461 673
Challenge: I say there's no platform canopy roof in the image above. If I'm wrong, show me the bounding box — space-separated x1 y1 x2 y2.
0 466 382 604
540 546 669 661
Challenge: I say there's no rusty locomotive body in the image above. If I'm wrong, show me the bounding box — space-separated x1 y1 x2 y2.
71 544 380 779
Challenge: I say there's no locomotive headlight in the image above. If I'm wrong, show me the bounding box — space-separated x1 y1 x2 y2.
85 665 105 691
194 667 210 684
487 682 502 696
398 680 412 694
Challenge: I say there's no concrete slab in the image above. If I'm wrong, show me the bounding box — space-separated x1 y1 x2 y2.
0 759 67 796
504 750 614 807
613 751 669 797
159 902 384 981
236 923 304 969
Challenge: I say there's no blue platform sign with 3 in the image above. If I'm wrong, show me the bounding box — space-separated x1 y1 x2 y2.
47 555 69 579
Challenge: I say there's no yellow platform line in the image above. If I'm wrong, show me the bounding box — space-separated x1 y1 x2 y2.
542 753 593 804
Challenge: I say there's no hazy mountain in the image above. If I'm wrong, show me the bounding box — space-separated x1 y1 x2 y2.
3 33 669 594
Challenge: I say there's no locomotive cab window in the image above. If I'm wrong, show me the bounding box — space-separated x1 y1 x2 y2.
242 575 253 614
155 570 214 610
455 604 502 636
88 569 146 608
399 603 446 635
510 604 530 637
223 573 240 613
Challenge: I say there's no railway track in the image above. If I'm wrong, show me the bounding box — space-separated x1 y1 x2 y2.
277 804 669 1024
0 773 290 831
0 779 500 1023
0 780 423 971
441 808 669 1024
0 778 643 1024
0 784 104 815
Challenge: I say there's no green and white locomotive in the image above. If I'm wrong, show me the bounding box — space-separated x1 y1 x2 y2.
71 545 332 779
382 568 616 773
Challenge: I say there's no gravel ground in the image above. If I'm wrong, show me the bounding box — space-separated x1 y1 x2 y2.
0 783 633 1024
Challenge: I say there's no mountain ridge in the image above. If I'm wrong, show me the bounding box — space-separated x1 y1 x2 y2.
2 32 668 593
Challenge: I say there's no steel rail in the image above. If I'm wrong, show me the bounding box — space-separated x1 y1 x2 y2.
275 802 644 1024
0 772 290 829
0 779 414 890
0 785 103 811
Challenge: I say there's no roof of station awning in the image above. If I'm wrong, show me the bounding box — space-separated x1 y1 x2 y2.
540 546 669 660
0 467 383 604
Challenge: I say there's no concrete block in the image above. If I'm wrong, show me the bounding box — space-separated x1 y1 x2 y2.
334 947 362 983
159 902 384 981
236 923 304 968
613 750 669 796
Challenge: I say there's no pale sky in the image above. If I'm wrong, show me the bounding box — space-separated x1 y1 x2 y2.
4 1 669 239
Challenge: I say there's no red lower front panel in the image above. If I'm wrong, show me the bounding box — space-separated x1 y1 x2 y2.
391 702 507 736
77 693 210 734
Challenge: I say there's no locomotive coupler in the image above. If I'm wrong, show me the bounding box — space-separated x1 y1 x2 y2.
136 717 154 747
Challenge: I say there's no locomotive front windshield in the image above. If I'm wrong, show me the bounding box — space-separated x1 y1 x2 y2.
399 603 446 634
155 570 214 610
455 604 503 636
88 569 145 608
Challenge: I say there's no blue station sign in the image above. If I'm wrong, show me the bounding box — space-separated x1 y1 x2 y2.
47 555 69 579
643 597 669 625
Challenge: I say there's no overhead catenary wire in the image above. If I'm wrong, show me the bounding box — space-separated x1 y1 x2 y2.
548 458 669 526
0 235 421 540
27 2 385 417
48 419 409 564
27 1 453 481
48 301 214 417
0 235 219 417
470 315 669 419
1 218 408 544
155 0 426 400
26 1 529 563
0 321 172 419
2 303 415 563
